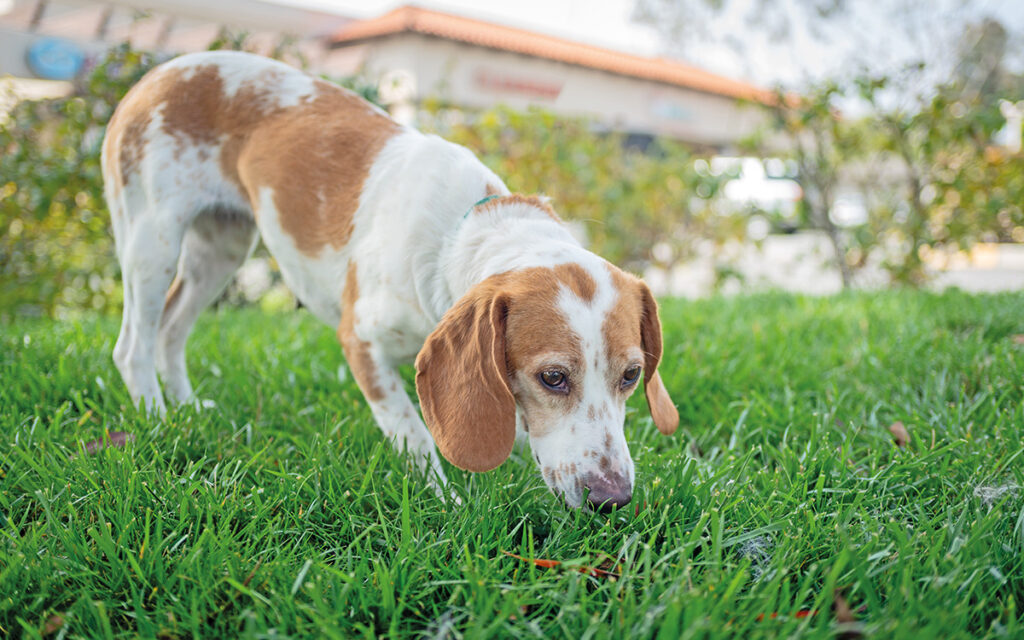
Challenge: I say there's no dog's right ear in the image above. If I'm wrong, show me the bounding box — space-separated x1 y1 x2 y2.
415 284 516 472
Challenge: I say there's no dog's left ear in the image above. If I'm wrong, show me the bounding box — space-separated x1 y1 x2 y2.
637 281 679 435
415 283 517 472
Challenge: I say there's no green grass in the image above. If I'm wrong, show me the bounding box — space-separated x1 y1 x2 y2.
1 290 1022 639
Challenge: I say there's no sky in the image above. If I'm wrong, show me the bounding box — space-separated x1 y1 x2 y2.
278 0 1024 89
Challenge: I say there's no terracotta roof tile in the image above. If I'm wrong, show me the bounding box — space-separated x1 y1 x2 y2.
332 5 772 103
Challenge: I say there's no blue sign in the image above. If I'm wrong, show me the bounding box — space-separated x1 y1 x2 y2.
27 38 85 80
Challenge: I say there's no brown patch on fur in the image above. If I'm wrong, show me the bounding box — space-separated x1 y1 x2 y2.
603 266 679 435
587 405 596 421
105 62 399 255
599 455 611 473
162 275 184 317
604 431 612 450
118 118 151 187
105 64 283 191
485 183 504 197
238 80 400 255
477 193 562 222
603 267 644 366
338 263 385 401
500 269 586 422
552 263 596 302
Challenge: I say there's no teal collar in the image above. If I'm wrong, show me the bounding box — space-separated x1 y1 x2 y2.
463 194 501 219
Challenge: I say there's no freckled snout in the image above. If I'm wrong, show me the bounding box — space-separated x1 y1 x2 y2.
582 472 632 512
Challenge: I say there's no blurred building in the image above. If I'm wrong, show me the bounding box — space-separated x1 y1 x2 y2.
0 0 350 108
1 1 769 150
326 6 771 150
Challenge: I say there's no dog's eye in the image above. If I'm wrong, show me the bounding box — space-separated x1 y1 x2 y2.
622 365 642 387
539 370 568 392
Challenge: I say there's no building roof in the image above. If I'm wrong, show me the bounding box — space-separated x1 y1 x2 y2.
331 5 772 103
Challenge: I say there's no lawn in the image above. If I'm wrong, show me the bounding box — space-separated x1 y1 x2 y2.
1 290 1022 639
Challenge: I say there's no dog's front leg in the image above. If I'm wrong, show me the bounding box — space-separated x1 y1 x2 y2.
337 326 450 492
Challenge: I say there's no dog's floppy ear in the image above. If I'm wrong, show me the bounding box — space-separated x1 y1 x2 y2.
637 281 679 435
415 283 516 472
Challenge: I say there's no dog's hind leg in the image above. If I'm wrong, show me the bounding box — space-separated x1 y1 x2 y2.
156 209 258 405
112 207 187 414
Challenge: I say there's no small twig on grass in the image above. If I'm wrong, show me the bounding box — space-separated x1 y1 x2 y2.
502 551 620 579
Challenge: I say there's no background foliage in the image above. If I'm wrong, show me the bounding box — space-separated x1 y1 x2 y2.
746 65 1024 288
2 19 1023 318
1 45 155 319
0 39 379 320
420 103 740 271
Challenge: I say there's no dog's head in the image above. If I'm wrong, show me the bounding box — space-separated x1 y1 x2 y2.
415 260 678 509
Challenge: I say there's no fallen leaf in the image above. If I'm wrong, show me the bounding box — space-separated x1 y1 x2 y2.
503 551 620 578
508 604 532 621
889 421 910 447
834 593 855 623
42 613 65 635
81 431 135 455
833 591 864 639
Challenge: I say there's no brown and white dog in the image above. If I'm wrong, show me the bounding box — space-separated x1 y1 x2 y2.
102 51 678 510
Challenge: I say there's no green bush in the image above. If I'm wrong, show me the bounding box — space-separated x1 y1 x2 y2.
420 103 740 271
1 45 157 319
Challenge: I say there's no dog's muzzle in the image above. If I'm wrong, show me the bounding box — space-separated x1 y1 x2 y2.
582 471 632 512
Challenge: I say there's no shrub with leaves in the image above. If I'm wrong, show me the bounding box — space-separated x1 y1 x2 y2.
420 103 740 272
1 45 158 319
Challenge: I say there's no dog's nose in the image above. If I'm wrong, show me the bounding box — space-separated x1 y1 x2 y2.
583 473 632 512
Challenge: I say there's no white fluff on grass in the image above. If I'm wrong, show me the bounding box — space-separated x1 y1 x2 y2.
973 484 1020 506
737 535 775 580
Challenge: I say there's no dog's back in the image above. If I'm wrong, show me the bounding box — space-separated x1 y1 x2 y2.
102 51 398 230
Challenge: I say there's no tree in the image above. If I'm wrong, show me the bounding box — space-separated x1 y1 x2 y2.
852 65 1023 283
773 83 863 287
632 0 1022 92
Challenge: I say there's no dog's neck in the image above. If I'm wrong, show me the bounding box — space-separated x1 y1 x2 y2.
428 201 586 319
